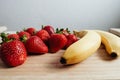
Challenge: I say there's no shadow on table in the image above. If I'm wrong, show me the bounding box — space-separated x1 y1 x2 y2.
0 60 8 68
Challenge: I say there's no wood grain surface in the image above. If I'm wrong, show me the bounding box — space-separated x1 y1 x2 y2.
0 45 120 80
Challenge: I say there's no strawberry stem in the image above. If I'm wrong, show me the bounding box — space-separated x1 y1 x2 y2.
56 28 59 33
60 28 64 31
16 31 19 34
56 28 71 34
0 33 9 43
23 28 26 31
41 25 44 29
33 31 36 35
66 28 70 33
20 35 27 42
56 28 62 34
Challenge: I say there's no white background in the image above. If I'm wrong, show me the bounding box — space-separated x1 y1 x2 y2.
0 0 120 31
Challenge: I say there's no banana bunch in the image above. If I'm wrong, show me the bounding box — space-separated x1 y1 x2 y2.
60 30 120 65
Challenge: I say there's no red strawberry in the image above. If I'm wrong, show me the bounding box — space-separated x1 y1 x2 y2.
0 40 27 67
25 27 36 36
49 34 67 53
17 31 31 42
42 25 55 35
64 34 78 49
7 34 19 40
36 30 50 44
25 36 48 54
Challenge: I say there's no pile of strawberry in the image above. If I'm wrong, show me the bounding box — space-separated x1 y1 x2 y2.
0 25 78 67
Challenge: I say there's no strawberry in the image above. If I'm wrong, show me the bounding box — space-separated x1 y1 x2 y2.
25 36 48 54
17 31 31 42
49 34 67 53
55 28 78 49
0 40 27 67
7 34 19 40
64 34 78 49
36 30 50 44
25 27 36 36
42 25 55 35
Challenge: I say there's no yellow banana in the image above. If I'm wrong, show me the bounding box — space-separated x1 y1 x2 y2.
95 30 120 57
60 30 101 65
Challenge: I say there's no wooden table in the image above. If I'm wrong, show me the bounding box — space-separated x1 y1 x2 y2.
0 44 120 80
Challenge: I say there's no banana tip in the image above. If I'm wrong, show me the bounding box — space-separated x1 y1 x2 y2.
60 57 66 64
110 52 117 58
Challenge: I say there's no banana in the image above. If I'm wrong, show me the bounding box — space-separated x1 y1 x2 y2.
95 30 120 57
60 30 101 65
